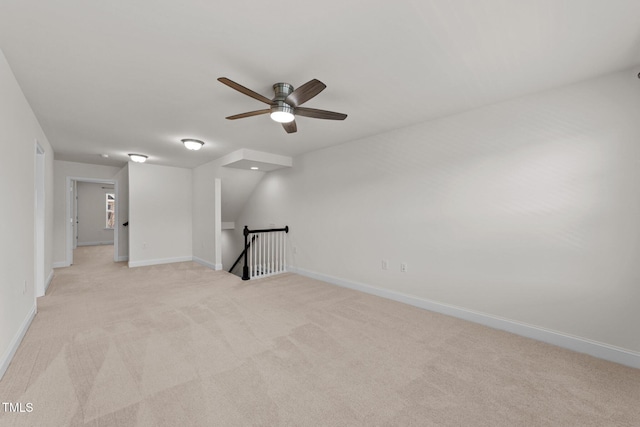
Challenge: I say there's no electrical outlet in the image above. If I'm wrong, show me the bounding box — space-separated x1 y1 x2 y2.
143 242 147 249
400 263 408 273
381 260 388 270
293 246 298 254
23 280 27 294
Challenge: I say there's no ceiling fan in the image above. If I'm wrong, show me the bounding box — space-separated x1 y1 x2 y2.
217 77 347 134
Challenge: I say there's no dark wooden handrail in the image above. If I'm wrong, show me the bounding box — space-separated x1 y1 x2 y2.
245 226 289 234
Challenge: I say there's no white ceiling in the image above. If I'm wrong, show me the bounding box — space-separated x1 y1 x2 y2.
1 0 639 169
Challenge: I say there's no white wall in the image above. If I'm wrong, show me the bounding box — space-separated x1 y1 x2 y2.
52 160 122 265
76 182 114 245
128 163 193 267
221 229 242 273
0 49 54 378
236 69 640 355
192 159 265 270
220 167 266 223
114 164 129 261
192 162 219 269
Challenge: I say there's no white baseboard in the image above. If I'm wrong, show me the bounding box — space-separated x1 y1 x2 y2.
288 266 640 370
77 241 114 246
0 304 36 380
192 257 223 271
128 256 193 268
52 261 69 269
116 256 129 262
45 270 54 293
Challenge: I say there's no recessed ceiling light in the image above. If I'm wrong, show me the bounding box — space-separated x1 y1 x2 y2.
100 154 109 158
250 166 259 170
128 154 148 163
181 139 204 151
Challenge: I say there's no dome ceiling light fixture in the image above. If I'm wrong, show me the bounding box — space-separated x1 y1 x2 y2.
217 77 347 134
181 138 204 151
128 154 148 163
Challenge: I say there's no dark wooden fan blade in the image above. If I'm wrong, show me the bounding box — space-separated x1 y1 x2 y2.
282 120 297 134
285 79 326 107
295 107 347 120
225 109 271 120
218 77 273 105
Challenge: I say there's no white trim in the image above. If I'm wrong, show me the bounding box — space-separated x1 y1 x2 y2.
45 270 54 293
128 256 193 268
116 256 129 262
192 256 222 271
288 266 640 370
53 261 70 269
0 304 36 380
77 241 114 247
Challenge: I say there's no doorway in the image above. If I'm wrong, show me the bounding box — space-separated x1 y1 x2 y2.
66 177 119 266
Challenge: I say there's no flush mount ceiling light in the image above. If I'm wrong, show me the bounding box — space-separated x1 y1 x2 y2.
181 138 204 151
128 154 148 163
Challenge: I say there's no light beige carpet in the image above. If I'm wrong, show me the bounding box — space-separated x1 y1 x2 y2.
1 245 639 426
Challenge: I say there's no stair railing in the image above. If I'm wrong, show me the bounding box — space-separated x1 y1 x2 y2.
242 225 289 280
229 234 258 274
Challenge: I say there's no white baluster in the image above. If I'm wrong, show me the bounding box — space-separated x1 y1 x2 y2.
278 231 284 272
276 231 280 273
279 232 282 272
268 232 272 275
254 234 258 278
261 232 265 277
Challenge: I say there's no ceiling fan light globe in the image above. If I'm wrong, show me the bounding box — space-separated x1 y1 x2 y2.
270 101 295 123
270 111 295 123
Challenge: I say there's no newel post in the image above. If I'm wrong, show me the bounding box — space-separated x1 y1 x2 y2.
242 226 250 281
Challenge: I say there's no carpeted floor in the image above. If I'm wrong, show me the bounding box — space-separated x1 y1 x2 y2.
1 245 639 426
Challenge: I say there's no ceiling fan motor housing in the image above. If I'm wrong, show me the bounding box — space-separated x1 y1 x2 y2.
272 82 294 102
270 83 295 121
